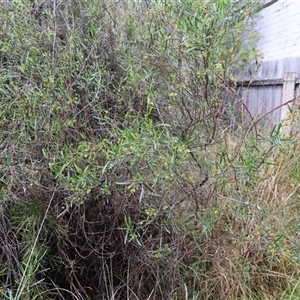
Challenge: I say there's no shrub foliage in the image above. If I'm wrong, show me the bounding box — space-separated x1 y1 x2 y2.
1 0 300 299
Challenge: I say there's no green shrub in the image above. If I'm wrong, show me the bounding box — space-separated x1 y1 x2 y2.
3 1 299 300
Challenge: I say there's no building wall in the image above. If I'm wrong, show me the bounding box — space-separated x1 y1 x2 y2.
256 1 300 62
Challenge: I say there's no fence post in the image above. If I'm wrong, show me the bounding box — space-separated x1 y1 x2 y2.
280 72 296 136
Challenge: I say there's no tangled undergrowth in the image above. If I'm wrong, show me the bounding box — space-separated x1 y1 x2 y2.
0 0 300 299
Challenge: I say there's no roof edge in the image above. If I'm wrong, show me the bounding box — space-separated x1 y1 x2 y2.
262 0 278 9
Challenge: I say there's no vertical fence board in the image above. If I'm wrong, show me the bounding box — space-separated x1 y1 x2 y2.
281 72 296 121
280 72 296 135
236 58 299 131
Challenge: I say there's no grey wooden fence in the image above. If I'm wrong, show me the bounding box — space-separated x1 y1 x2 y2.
236 58 300 132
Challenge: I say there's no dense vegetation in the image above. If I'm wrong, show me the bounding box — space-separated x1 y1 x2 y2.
0 0 300 299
